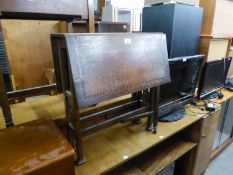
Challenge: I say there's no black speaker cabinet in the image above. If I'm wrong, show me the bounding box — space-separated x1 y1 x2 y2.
142 4 203 58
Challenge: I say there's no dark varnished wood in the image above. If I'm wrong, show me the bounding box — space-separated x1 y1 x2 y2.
0 67 13 127
51 33 170 164
52 33 170 107
0 119 75 175
0 0 88 20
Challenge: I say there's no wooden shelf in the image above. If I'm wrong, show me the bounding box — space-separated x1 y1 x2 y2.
75 113 208 175
135 140 197 175
107 139 196 175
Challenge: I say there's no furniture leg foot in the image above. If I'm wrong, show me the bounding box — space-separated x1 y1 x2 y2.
5 116 14 127
75 157 86 165
151 127 157 134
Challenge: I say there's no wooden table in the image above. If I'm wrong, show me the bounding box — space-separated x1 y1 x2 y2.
0 118 75 175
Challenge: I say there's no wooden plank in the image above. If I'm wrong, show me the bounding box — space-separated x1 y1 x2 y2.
198 36 210 61
98 0 106 12
0 66 13 127
87 0 95 33
0 118 75 175
199 0 216 35
0 0 88 19
192 109 221 175
135 140 197 175
106 163 145 175
1 20 67 90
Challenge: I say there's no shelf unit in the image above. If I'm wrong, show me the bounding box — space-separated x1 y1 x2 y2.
0 91 222 175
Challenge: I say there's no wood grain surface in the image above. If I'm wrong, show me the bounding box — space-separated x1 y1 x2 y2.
1 20 67 90
0 118 75 175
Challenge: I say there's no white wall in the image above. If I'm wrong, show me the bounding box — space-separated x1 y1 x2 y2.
213 0 233 35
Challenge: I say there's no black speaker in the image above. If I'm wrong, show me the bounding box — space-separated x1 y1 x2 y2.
142 3 203 58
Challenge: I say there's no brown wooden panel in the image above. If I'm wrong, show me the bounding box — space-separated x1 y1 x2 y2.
1 20 67 89
98 0 106 12
28 156 75 175
52 33 170 107
135 140 196 175
0 119 75 175
0 0 88 19
199 0 216 35
192 109 221 175
198 36 210 61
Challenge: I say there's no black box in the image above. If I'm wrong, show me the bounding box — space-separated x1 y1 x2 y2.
142 4 203 58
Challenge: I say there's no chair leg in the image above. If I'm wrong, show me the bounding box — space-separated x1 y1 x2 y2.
65 92 86 165
0 69 14 127
73 108 86 165
146 87 160 134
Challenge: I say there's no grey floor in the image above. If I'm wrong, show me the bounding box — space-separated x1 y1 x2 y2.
204 143 233 175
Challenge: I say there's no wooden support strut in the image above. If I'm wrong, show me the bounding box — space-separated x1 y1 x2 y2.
87 0 95 33
0 67 13 127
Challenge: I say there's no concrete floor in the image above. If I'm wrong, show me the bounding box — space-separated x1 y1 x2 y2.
204 143 233 175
